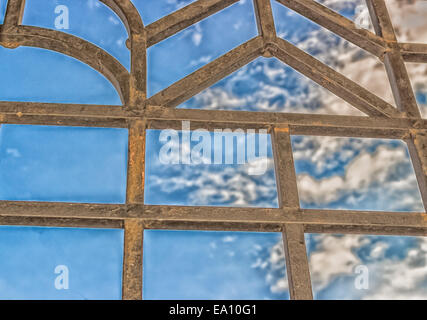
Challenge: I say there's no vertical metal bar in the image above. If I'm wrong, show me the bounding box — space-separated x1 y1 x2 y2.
126 119 146 204
253 0 277 42
366 0 421 118
129 32 147 109
3 0 26 30
272 126 313 299
123 120 146 299
122 219 144 300
272 126 300 208
282 223 313 300
406 131 427 210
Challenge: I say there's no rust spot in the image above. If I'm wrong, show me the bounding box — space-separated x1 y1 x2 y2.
0 41 20 49
274 127 290 133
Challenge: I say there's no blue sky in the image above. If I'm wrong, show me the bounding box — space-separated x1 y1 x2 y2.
0 0 426 300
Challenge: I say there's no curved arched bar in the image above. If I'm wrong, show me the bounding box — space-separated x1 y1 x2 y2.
100 0 144 36
100 0 147 108
0 25 130 105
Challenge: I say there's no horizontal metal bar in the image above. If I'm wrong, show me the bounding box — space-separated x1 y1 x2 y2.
0 201 425 235
400 43 427 63
0 216 123 229
146 108 423 138
1 102 425 138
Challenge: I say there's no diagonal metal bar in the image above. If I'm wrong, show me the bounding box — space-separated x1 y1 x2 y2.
364 0 396 41
147 37 264 107
270 37 401 118
146 0 239 47
275 0 386 58
366 0 421 118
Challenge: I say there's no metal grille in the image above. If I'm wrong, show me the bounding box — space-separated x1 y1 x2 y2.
0 0 426 300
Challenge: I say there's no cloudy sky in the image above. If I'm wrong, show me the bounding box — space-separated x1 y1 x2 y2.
0 0 426 299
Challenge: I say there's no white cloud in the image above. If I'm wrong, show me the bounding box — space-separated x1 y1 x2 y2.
296 144 423 211
6 148 21 158
189 55 212 67
191 25 203 46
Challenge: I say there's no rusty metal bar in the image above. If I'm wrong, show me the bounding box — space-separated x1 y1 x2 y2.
100 0 144 37
366 0 421 118
271 124 313 300
383 51 421 118
99 0 146 108
365 0 396 41
146 0 239 47
282 224 313 299
400 43 427 63
129 31 147 109
147 37 264 107
253 0 276 43
124 119 146 299
2 0 26 30
0 201 426 235
122 219 144 300
275 0 386 58
272 126 299 208
126 120 147 204
406 131 427 210
1 102 424 138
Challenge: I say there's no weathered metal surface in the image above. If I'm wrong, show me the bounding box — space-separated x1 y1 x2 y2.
282 224 313 300
272 126 300 208
407 131 427 210
127 120 146 204
253 0 276 44
2 103 426 138
2 0 26 31
400 43 427 63
122 219 144 300
1 201 425 235
0 0 426 301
